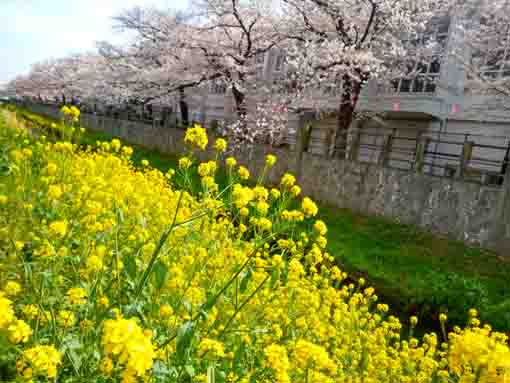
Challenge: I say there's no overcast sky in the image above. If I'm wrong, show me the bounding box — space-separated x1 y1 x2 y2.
0 0 189 83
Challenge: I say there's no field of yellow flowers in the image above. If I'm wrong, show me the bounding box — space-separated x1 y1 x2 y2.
0 106 509 383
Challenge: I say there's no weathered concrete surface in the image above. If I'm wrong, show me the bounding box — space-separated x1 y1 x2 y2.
25 105 510 254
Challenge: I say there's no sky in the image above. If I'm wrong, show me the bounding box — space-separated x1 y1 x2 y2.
0 0 189 84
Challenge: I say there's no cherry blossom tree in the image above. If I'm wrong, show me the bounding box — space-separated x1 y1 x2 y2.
188 0 285 119
8 0 461 152
280 0 452 156
454 0 510 104
113 1 285 122
219 97 289 149
108 7 215 123
8 54 112 106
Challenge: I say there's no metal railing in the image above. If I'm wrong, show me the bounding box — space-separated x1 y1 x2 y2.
328 125 510 186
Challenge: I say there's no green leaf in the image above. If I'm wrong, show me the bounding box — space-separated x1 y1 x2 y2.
239 267 253 294
153 260 168 290
116 207 125 223
124 254 137 279
176 321 194 362
216 370 226 383
185 365 195 378
202 290 219 311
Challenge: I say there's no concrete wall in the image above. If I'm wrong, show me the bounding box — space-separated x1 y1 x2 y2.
24 104 510 254
300 152 504 246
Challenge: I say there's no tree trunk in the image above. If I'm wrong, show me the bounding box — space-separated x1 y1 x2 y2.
327 76 362 158
178 87 189 127
231 85 246 120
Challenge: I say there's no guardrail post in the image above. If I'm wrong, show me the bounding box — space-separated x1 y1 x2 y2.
378 131 394 167
456 140 474 179
414 135 430 173
291 112 306 181
290 111 315 182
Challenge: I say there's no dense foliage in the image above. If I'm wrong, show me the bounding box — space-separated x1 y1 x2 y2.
0 107 509 383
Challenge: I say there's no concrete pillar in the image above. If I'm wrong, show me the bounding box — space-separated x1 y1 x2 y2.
347 120 362 161
456 141 474 179
288 112 305 180
491 172 510 254
378 132 394 167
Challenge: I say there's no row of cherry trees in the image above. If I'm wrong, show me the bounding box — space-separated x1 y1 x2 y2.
8 0 509 150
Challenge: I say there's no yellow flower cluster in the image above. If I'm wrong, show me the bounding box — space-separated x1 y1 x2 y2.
265 344 291 383
67 287 87 305
60 105 80 122
198 338 226 359
184 124 208 150
49 219 68 237
214 137 227 152
102 317 155 381
0 289 33 347
18 345 62 380
301 197 318 217
448 312 510 381
0 292 16 329
198 160 217 177
4 280 22 296
266 154 277 167
1 107 509 383
8 319 33 344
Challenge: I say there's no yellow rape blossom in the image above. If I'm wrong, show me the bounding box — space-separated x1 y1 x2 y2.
280 173 296 188
102 317 155 378
313 220 327 236
67 287 87 306
264 344 290 383
265 154 277 167
198 338 226 359
301 197 318 217
226 156 237 168
179 156 192 169
49 220 68 237
184 125 208 150
290 185 301 197
238 166 250 180
46 162 58 175
0 107 505 383
214 138 227 152
0 293 15 329
57 310 76 328
8 319 33 344
4 281 22 296
22 304 39 320
20 345 62 379
48 184 63 200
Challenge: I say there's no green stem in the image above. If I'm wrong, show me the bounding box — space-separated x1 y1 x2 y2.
217 273 271 339
134 191 184 301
